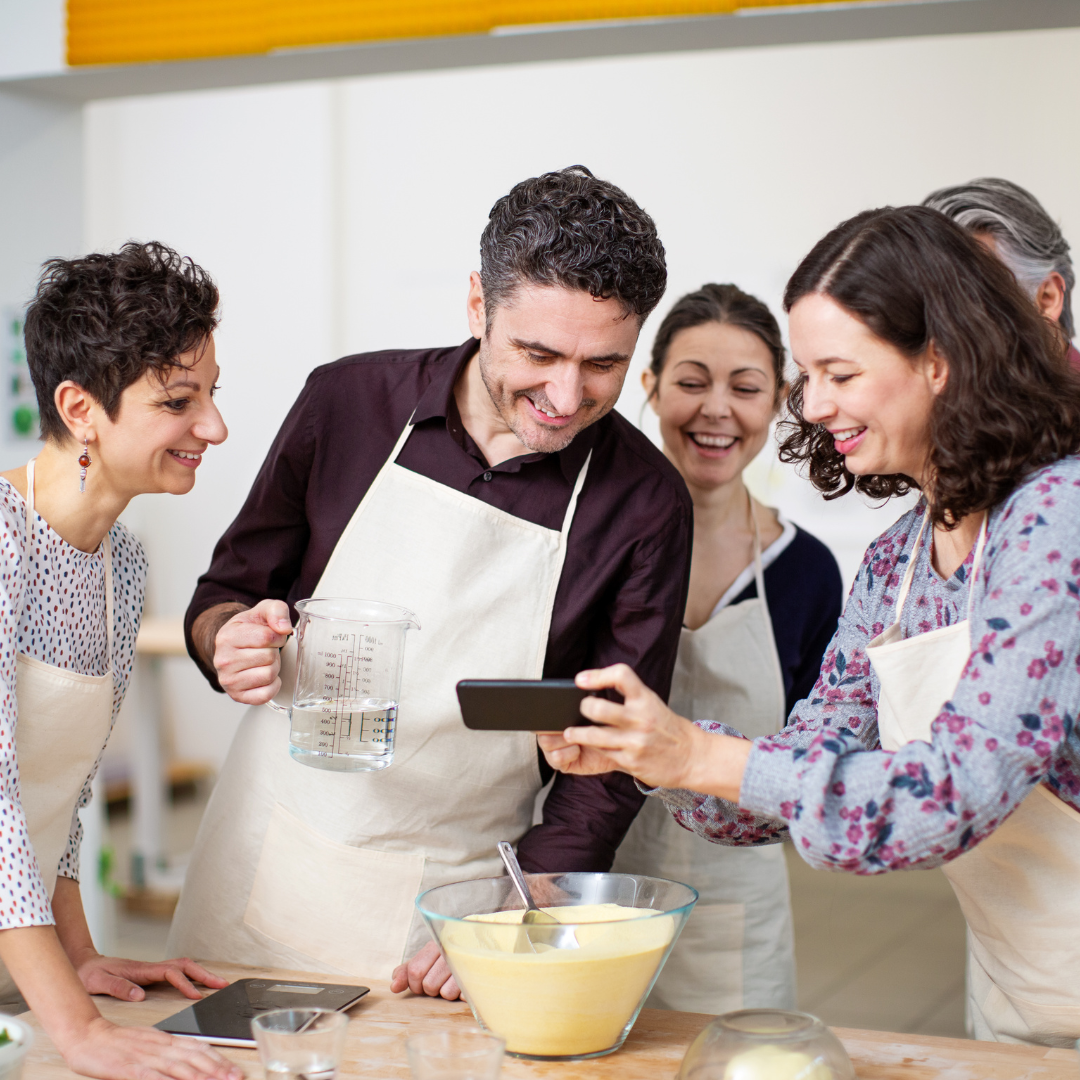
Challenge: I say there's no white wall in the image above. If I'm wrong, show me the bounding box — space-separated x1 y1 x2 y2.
0 0 64 80
84 23 1080 768
0 89 82 469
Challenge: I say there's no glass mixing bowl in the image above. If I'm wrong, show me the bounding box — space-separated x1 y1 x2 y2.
678 1010 855 1080
416 871 697 1061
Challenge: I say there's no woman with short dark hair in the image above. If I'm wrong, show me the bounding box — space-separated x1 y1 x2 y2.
1 242 235 1080
540 206 1080 1047
611 284 841 1014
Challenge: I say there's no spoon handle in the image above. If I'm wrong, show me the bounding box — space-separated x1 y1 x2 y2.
498 841 539 912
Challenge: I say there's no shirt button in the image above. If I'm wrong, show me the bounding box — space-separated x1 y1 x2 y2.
483 471 493 482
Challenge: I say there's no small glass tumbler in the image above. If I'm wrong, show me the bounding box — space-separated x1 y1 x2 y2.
406 1029 505 1080
251 1009 349 1080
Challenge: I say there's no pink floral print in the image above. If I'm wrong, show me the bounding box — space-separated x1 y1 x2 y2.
652 458 1080 875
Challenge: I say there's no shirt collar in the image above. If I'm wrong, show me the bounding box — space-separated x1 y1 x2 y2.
412 338 478 424
414 338 598 486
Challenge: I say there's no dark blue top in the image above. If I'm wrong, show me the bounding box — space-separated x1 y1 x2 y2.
729 525 843 716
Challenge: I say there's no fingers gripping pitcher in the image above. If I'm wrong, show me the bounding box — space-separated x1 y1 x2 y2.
269 598 419 772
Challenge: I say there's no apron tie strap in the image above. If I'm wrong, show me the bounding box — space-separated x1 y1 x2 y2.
890 507 988 632
24 457 114 657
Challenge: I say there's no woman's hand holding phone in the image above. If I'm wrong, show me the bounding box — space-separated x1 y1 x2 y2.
536 664 752 801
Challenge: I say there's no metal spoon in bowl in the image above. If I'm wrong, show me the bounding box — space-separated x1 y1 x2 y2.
497 841 579 951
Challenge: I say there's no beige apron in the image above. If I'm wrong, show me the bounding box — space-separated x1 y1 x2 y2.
170 419 591 979
614 509 795 1014
0 459 115 999
867 509 1080 1047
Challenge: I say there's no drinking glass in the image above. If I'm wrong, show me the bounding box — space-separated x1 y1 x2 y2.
406 1029 505 1080
251 1009 348 1080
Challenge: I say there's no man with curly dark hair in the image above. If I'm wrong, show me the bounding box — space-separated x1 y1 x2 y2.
171 167 691 999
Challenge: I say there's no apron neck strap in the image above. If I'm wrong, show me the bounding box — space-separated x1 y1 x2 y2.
892 506 988 627
748 492 768 610
966 513 989 622
102 534 114 655
25 457 36 520
560 450 592 536
390 411 418 463
393 409 593 540
24 456 115 656
892 508 930 620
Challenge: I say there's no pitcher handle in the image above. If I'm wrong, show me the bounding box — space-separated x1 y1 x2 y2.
265 700 291 716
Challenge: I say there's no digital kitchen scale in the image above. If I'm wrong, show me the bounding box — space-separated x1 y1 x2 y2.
155 978 370 1047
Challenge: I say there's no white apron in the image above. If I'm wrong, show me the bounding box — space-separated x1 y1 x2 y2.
867 509 1080 1047
169 420 591 980
0 459 115 1000
613 516 795 1014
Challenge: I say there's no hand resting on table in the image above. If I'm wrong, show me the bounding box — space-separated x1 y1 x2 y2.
391 941 461 1000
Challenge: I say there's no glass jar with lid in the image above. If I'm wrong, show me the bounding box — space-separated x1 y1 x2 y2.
678 1009 855 1080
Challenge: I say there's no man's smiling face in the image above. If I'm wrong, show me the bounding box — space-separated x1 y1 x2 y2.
471 279 641 453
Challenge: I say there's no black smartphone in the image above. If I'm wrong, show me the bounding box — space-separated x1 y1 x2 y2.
457 678 593 731
154 978 369 1047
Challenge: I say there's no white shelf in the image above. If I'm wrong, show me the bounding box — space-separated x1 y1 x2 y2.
2 0 1079 103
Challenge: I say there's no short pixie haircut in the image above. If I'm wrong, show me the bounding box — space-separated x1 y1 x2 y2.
24 241 219 443
479 165 667 326
779 206 1080 528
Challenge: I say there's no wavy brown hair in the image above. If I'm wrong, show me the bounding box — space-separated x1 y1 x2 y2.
778 206 1080 527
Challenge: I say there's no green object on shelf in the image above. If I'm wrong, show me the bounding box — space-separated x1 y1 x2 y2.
11 405 35 436
98 845 124 898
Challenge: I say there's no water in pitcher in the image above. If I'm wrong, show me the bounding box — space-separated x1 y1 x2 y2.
288 697 397 772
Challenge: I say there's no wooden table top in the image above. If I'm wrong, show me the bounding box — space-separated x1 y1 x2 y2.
18 962 1079 1080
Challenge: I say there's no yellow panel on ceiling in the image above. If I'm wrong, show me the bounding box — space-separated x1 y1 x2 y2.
67 0 880 66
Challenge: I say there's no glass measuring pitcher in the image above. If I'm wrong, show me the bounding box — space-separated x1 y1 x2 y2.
269 598 419 772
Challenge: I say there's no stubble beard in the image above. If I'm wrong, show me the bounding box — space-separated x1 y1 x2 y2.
477 340 598 454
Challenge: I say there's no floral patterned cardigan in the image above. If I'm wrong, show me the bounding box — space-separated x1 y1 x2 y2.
650 456 1080 874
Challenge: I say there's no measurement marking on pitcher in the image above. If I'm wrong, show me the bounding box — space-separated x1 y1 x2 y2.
289 631 399 771
281 600 415 773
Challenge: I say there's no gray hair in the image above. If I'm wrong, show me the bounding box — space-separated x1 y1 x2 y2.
923 178 1074 337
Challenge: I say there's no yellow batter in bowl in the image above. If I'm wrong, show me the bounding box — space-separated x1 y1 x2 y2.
440 903 676 1058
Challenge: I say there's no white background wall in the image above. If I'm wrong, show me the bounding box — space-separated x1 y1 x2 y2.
0 0 64 79
79 23 1080 771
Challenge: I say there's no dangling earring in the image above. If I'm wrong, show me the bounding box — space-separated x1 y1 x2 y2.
78 438 91 494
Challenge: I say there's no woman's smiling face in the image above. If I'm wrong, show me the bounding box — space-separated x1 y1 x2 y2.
88 334 228 498
787 293 946 486
645 321 781 494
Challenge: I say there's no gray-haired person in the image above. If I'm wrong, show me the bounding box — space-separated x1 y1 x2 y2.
168 167 691 999
924 178 1079 368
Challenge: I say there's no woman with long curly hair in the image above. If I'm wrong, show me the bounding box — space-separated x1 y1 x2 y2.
540 206 1080 1048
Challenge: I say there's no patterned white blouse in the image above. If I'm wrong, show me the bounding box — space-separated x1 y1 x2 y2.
0 478 146 928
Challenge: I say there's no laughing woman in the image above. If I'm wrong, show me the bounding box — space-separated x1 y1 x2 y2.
612 285 840 1015
541 206 1080 1048
0 243 236 1080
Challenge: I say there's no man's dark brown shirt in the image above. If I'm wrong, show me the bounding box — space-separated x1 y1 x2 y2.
186 340 692 870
